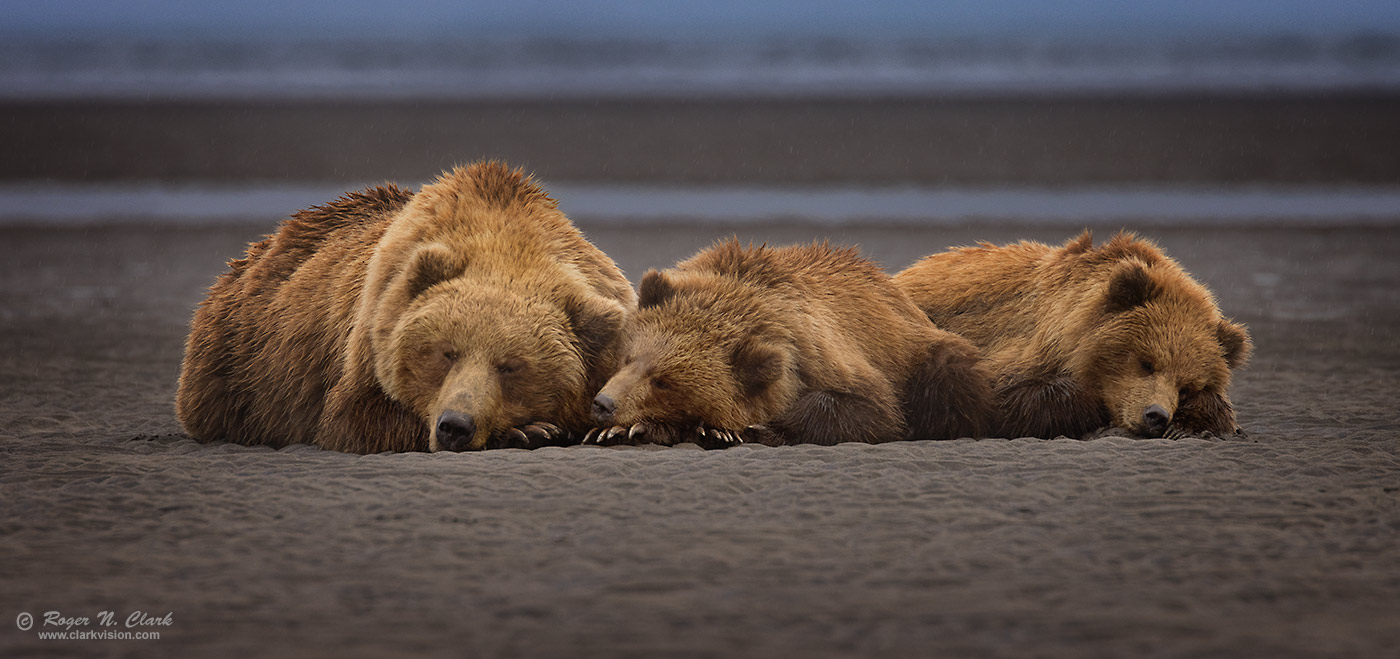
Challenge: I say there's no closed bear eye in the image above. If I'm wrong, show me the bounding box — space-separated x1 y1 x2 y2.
496 358 525 375
1139 358 1155 375
651 377 671 391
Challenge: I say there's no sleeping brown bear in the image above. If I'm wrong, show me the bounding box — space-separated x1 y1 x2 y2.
586 239 994 448
893 231 1251 439
176 161 634 453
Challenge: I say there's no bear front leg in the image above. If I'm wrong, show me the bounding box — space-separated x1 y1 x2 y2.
316 379 427 454
994 370 1109 439
747 388 905 446
1165 390 1240 439
902 336 996 440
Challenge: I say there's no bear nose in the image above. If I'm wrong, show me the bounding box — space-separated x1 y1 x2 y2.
435 410 477 451
592 393 616 424
1142 404 1170 437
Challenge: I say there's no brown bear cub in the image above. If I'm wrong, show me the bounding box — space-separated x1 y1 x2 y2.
587 239 994 448
176 162 635 453
894 231 1251 440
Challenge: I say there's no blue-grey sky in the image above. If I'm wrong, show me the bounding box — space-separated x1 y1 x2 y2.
6 1 1400 40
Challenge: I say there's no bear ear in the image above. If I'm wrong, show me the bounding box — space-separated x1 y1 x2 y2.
1217 318 1252 369
564 296 625 361
1104 261 1159 314
404 244 466 299
731 340 787 396
638 269 677 309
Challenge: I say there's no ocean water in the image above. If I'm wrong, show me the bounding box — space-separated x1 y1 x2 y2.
5 34 1398 227
3 35 1399 99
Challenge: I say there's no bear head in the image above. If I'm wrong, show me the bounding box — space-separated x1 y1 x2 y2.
373 243 624 451
1068 257 1252 437
592 268 802 442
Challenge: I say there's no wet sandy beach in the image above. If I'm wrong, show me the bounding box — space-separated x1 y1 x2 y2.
3 219 1398 658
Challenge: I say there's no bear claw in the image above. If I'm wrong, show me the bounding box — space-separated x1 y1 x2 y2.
582 426 622 445
1162 425 1229 441
1083 426 1132 440
583 425 633 446
504 427 530 447
520 422 567 446
582 423 747 448
691 425 743 450
579 423 654 446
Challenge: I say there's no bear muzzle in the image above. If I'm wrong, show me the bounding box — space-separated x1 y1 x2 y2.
592 393 617 425
434 410 478 451
1141 404 1170 438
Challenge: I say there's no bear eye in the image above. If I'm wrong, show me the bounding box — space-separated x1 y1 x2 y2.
652 377 671 391
496 358 524 375
443 350 459 363
1139 359 1155 375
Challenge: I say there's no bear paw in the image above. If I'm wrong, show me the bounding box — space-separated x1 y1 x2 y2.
582 423 653 446
1081 426 1134 440
739 424 778 445
1163 425 1237 441
496 422 570 449
1083 424 1235 441
690 424 745 450
1163 426 1192 440
580 423 747 449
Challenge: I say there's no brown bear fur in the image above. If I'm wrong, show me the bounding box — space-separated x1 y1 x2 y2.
176 161 634 453
590 239 994 447
893 231 1252 439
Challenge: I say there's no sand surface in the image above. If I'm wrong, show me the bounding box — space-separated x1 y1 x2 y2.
3 221 1398 658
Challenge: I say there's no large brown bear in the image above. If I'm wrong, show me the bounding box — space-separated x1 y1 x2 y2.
586 239 994 448
176 162 634 453
893 231 1251 439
